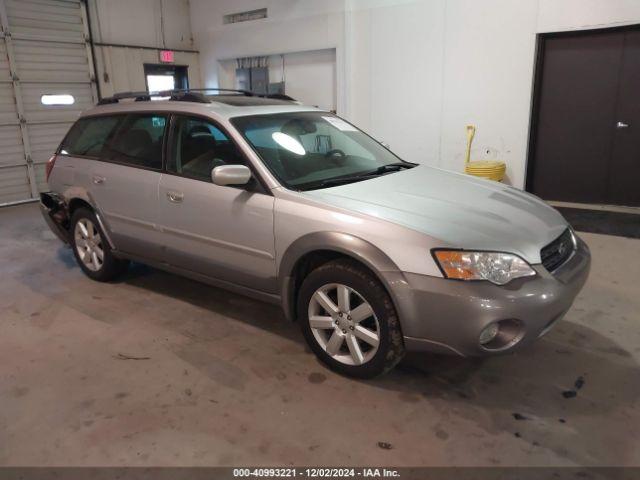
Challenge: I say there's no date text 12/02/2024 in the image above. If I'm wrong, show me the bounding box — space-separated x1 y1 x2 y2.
233 468 401 478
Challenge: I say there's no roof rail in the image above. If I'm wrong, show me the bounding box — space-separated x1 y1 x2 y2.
97 91 151 105
97 88 297 105
97 88 251 105
179 88 298 101
172 88 254 96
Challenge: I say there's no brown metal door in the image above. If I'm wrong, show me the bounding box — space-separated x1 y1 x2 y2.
609 30 640 206
529 27 640 207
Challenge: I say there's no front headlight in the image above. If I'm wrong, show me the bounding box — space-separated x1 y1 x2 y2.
432 250 536 285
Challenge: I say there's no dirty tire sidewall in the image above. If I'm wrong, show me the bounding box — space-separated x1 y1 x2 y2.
297 259 405 379
70 207 127 282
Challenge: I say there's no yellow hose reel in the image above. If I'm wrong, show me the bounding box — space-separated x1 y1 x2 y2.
464 125 506 182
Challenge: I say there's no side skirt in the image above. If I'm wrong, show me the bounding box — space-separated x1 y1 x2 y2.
113 250 282 306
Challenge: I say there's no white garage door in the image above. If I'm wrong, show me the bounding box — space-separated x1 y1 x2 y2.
0 0 97 205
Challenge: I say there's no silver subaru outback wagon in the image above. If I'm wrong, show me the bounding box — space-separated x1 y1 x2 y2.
41 89 591 378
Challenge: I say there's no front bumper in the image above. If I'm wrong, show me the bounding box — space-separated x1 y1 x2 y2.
388 236 591 357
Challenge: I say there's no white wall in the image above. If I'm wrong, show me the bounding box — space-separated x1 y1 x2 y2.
190 0 640 188
88 0 194 49
347 0 446 164
218 49 337 111
438 0 538 186
270 50 337 111
88 0 201 96
537 0 640 32
190 0 346 111
94 48 202 98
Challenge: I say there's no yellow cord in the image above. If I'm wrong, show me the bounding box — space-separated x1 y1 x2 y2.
463 125 506 182
465 125 475 165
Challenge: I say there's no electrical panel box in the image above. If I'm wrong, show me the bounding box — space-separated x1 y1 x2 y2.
268 82 285 95
236 68 251 91
250 67 269 94
235 67 269 94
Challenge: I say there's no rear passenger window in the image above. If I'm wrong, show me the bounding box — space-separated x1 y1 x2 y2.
60 116 121 157
104 114 167 170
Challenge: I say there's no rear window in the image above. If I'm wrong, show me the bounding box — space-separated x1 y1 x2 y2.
59 113 168 170
60 115 122 158
104 114 167 169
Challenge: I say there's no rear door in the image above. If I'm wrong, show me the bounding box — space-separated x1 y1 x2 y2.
61 112 168 259
157 114 276 293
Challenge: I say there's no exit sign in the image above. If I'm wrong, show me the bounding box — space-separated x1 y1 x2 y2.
159 50 175 63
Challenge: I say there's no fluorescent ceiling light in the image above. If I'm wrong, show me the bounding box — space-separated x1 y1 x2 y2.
41 94 75 106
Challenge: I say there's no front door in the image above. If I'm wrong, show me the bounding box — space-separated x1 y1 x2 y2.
530 27 640 207
157 114 276 293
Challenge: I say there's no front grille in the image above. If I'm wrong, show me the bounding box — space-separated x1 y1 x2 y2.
541 229 575 273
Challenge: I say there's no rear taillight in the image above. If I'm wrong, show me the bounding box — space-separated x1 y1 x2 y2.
45 154 57 182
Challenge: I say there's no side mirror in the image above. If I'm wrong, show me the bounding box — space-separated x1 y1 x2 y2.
211 165 252 186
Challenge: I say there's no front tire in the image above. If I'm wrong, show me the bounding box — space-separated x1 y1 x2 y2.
70 208 128 282
297 259 405 378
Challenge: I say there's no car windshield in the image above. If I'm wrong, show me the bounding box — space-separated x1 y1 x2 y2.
231 111 413 191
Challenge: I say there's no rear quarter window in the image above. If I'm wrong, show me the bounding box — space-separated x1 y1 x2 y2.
60 115 122 157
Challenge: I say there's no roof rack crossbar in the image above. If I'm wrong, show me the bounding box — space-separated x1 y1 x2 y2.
97 91 155 105
165 88 254 96
96 88 298 105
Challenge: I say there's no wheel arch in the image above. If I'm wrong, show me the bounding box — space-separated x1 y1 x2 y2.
66 195 116 250
68 197 93 216
278 232 404 322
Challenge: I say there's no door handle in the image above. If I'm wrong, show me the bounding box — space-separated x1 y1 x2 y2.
166 191 184 203
92 175 106 185
616 121 630 129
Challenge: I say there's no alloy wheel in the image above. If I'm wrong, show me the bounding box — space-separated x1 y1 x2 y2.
74 218 104 272
307 283 380 366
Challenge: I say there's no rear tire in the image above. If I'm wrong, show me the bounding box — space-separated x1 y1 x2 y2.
297 258 405 378
70 208 128 282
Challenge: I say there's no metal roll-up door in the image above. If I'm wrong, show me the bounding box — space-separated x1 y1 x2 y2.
0 14 29 204
0 0 97 206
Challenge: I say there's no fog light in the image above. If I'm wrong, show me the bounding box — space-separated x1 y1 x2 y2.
478 319 525 351
479 323 500 345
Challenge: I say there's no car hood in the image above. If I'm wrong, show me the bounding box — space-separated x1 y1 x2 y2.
303 165 568 264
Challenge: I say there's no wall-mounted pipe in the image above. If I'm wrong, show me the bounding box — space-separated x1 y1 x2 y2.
81 0 102 100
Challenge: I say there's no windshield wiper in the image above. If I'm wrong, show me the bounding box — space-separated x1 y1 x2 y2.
317 174 375 188
372 162 417 174
307 162 417 190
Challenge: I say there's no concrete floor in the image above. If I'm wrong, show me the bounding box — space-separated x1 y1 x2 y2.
1 202 639 467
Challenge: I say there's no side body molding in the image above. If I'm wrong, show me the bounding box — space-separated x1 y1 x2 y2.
278 231 409 322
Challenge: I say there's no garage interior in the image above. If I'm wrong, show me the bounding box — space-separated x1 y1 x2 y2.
1 0 640 472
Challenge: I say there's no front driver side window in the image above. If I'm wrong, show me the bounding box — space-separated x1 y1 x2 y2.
168 116 245 182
